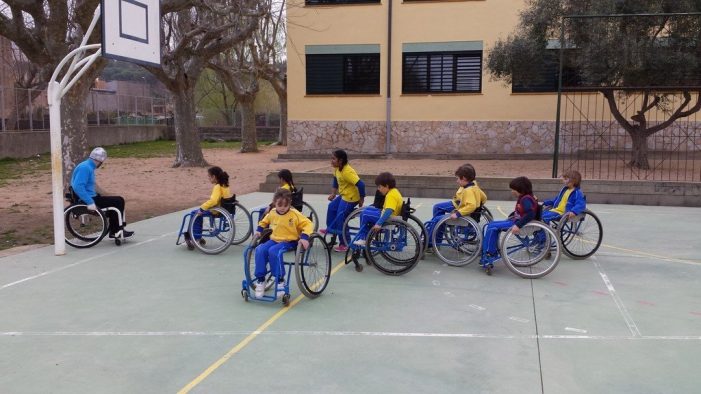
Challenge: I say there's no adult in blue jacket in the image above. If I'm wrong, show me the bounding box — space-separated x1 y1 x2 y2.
70 147 134 238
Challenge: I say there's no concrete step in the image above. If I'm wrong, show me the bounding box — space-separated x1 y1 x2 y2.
260 172 701 207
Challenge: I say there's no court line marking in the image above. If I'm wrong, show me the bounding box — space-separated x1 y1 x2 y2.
0 232 175 291
495 206 699 266
177 258 348 394
3 330 700 341
594 260 641 337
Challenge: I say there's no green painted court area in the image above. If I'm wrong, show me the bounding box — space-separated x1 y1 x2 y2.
1 192 700 393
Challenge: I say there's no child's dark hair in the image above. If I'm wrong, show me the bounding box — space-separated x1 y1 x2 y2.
278 169 295 188
333 149 349 170
273 188 292 204
375 172 396 189
509 176 533 196
455 164 476 182
208 166 229 187
563 170 582 188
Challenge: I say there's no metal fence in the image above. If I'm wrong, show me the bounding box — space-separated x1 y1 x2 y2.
556 89 701 182
0 86 171 131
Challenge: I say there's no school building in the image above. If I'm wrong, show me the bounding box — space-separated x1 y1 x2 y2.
286 0 559 157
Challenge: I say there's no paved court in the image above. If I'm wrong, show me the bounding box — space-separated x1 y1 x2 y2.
1 192 700 393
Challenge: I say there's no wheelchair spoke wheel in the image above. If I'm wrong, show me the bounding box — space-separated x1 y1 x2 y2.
366 219 421 276
189 207 234 255
301 202 320 232
64 205 108 248
295 234 331 298
501 221 561 279
243 242 257 291
407 214 428 258
431 216 481 267
558 209 602 260
230 203 252 245
342 208 364 246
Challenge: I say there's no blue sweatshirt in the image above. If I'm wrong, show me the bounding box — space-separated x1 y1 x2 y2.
543 186 586 215
70 159 97 205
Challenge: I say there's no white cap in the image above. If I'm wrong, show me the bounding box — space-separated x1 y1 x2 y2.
89 147 107 162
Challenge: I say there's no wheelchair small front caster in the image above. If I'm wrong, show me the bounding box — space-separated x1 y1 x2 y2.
241 289 249 302
282 294 290 306
355 263 363 272
115 239 121 246
485 264 493 276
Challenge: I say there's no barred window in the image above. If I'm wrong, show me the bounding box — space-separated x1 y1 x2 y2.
306 54 380 95
402 51 482 94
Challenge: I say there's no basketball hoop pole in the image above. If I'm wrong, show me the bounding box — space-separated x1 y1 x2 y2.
48 7 102 255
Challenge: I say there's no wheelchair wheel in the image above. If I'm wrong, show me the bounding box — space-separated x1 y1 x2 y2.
406 214 427 258
341 207 364 246
230 202 253 245
500 221 561 279
64 205 108 248
557 209 603 260
295 233 331 298
431 216 482 267
481 207 494 223
300 201 320 232
189 207 235 255
366 218 421 276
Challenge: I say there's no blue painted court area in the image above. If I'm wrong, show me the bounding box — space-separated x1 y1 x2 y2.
1 192 700 393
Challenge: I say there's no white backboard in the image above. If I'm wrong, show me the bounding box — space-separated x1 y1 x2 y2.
101 0 161 67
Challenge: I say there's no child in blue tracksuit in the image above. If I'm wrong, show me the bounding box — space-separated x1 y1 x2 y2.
541 170 586 222
352 172 403 246
481 176 538 262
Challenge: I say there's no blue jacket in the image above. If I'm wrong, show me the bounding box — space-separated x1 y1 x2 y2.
543 186 586 215
70 159 97 205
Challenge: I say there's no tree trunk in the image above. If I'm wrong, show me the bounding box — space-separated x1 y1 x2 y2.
276 90 287 146
172 87 207 167
60 83 92 186
629 131 651 170
238 96 258 153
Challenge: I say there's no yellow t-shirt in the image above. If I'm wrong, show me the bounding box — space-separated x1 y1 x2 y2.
552 188 573 214
201 184 231 210
281 183 293 191
451 182 487 216
383 188 403 216
259 208 314 242
334 164 361 202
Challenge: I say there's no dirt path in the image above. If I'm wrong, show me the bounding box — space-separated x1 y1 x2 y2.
0 145 551 251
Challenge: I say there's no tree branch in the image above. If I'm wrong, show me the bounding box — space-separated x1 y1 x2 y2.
644 91 701 136
602 90 636 134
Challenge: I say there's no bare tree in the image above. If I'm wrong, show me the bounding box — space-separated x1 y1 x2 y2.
141 1 260 167
1 44 43 130
209 42 261 153
250 0 287 145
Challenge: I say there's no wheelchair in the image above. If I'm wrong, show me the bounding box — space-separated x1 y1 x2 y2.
176 195 252 254
423 205 493 266
480 219 562 279
251 187 319 232
241 229 331 306
344 199 423 276
542 208 603 259
63 188 126 248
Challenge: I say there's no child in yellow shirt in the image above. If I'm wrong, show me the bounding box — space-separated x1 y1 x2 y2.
184 166 232 249
353 172 403 246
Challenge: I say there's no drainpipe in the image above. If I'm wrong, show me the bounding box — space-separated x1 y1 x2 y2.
385 0 393 155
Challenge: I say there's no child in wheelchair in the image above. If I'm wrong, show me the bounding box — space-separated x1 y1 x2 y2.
481 176 539 263
541 170 586 223
426 163 487 247
253 188 313 298
182 166 232 250
352 172 403 247
255 169 304 218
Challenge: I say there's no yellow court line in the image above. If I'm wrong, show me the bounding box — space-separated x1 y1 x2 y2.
178 258 349 394
495 205 698 266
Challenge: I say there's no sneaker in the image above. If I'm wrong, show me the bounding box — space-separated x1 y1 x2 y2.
254 281 265 298
183 232 195 251
333 244 349 253
318 228 328 235
264 277 276 291
122 230 134 238
276 282 286 297
353 239 366 246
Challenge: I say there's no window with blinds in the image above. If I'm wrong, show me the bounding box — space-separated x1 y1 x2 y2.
402 51 482 94
306 53 380 94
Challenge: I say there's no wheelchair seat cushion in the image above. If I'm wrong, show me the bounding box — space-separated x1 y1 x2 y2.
221 195 237 215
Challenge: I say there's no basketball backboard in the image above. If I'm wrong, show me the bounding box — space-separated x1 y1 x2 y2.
101 0 161 67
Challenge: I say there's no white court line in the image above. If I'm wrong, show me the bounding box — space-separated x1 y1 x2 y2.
594 260 641 337
565 327 588 334
2 330 700 341
509 316 530 323
0 232 175 291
